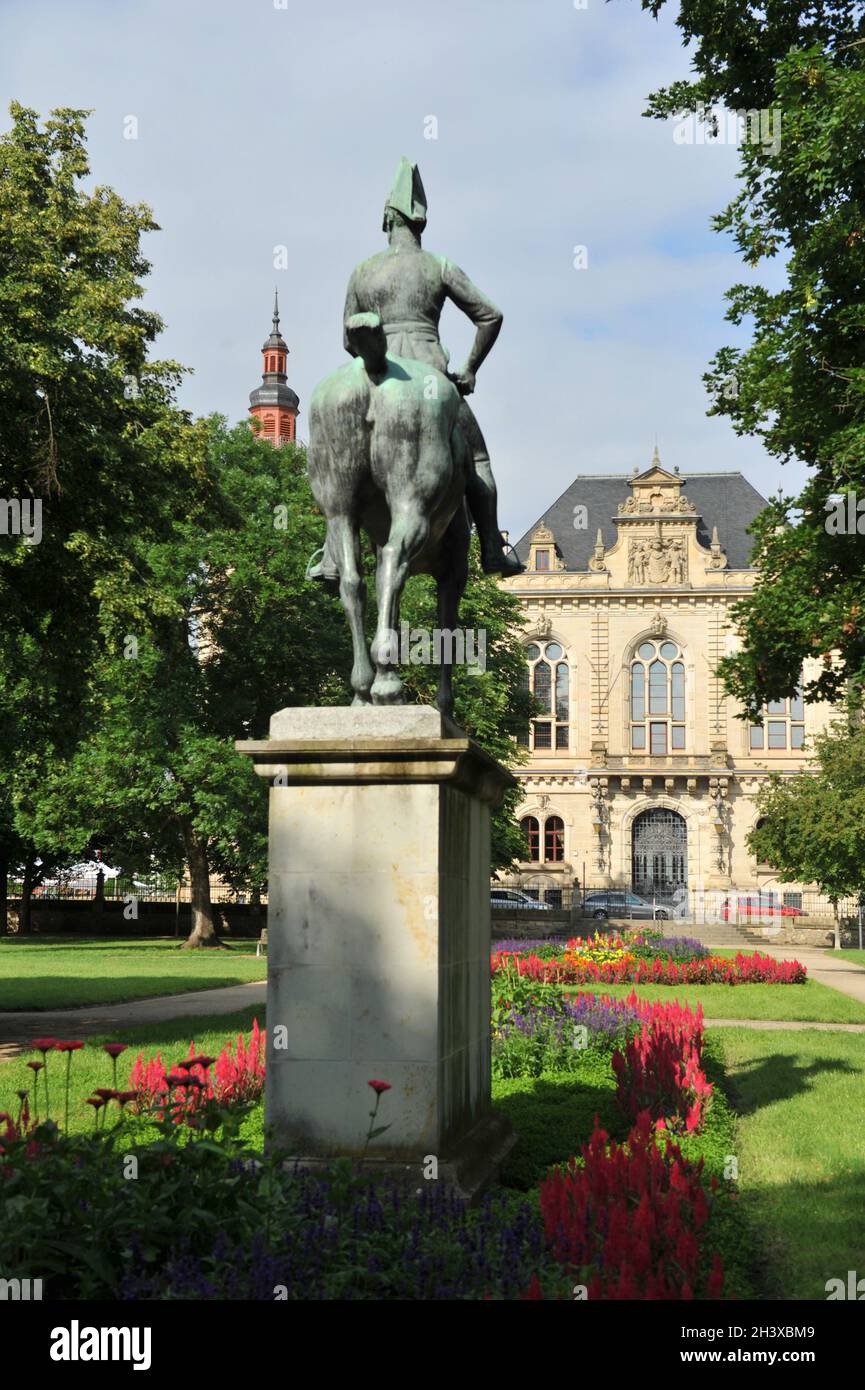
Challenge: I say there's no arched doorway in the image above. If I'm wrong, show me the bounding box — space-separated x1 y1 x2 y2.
631 808 687 901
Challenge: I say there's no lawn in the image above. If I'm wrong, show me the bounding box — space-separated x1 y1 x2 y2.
835 948 865 968
0 937 267 1010
715 1027 865 1301
566 978 865 1023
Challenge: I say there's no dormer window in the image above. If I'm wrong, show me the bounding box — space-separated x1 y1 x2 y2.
527 522 559 571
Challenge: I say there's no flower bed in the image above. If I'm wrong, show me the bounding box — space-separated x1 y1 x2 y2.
493 964 712 1134
491 946 807 986
128 1019 265 1122
2 1008 732 1301
536 1111 725 1300
612 996 711 1133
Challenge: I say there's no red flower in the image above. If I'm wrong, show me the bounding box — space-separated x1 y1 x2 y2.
102 1043 128 1059
26 1061 44 1074
115 1091 138 1107
54 1040 84 1052
166 1071 190 1087
189 1055 215 1070
94 1088 116 1100
85 1097 104 1110
367 1079 392 1094
31 1038 57 1053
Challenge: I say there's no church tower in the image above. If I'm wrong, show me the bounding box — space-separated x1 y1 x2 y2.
248 291 299 445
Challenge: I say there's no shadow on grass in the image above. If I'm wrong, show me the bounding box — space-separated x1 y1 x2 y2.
723 1051 859 1117
0 937 257 953
493 1066 626 1191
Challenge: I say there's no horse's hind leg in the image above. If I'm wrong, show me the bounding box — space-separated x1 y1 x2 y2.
329 514 374 704
370 508 430 705
435 506 470 720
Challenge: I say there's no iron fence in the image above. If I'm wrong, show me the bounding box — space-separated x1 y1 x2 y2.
8 875 267 906
491 878 864 925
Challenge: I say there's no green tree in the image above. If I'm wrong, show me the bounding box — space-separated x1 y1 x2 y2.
0 103 197 930
393 547 533 869
749 717 865 938
24 421 352 946
636 5 865 710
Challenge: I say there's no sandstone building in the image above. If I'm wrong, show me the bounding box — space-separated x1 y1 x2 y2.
499 452 832 907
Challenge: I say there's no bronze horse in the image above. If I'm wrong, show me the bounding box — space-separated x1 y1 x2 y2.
307 312 471 716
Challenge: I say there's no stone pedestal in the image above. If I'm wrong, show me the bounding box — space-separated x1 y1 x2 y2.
236 706 516 1199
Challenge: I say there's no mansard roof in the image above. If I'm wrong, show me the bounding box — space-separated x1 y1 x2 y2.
512 471 769 572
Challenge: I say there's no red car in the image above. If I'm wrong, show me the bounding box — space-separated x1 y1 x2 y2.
721 893 806 921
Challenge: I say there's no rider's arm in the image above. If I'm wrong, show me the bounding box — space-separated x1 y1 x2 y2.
343 272 362 356
440 257 503 376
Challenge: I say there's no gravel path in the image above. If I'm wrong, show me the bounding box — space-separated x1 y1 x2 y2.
0 980 266 1062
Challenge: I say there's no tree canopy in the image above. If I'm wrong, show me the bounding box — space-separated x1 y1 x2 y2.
636 3 865 710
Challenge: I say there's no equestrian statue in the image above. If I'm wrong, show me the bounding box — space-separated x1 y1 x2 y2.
306 157 522 715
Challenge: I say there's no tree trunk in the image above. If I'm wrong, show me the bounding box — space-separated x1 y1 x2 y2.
19 854 35 935
180 823 223 948
0 852 7 936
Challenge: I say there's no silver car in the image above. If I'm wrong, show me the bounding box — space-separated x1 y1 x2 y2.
582 890 669 921
491 889 553 911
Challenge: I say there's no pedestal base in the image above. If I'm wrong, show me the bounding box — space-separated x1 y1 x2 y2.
285 1109 516 1204
237 706 516 1192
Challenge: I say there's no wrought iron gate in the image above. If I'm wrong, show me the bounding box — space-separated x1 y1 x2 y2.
631 809 687 900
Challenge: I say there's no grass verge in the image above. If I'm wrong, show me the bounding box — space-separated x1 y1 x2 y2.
714 1026 865 1300
565 978 865 1024
0 937 266 1010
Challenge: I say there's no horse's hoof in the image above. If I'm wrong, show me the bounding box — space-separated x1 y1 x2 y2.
370 672 405 705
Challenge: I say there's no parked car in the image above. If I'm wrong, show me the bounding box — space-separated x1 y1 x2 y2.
720 892 806 921
490 888 553 911
581 890 669 921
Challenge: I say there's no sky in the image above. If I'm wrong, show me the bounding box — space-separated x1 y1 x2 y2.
0 0 806 542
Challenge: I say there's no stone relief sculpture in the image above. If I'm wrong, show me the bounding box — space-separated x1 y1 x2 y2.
669 538 687 584
627 535 689 585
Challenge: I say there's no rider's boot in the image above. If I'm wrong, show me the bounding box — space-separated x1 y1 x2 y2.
466 458 525 577
306 532 341 594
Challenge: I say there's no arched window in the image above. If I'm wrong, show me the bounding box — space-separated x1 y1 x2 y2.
630 639 685 753
522 641 569 751
749 682 805 751
521 816 539 862
544 816 564 863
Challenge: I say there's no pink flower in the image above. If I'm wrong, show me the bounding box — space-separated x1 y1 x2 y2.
367 1079 392 1095
102 1043 128 1059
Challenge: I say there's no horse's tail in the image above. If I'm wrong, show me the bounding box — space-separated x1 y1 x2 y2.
346 312 388 379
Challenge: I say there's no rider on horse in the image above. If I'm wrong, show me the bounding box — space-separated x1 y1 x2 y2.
307 158 523 585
